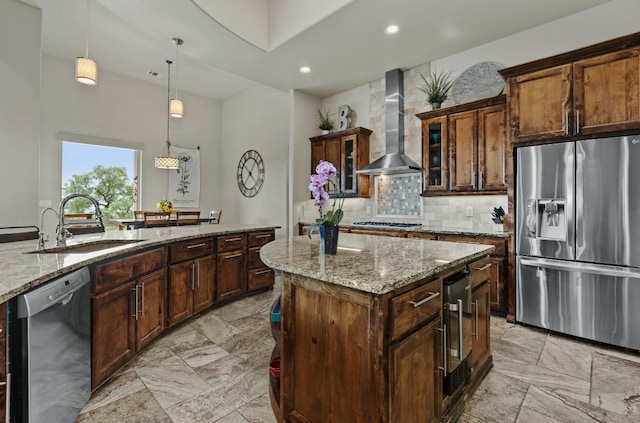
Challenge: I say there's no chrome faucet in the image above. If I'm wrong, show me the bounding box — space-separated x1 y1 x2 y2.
37 207 59 249
57 193 104 246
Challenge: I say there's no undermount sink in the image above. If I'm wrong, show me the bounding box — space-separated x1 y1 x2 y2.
26 239 145 254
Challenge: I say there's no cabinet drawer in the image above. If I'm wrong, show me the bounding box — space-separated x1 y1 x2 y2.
169 237 214 264
248 246 267 270
248 231 275 248
93 248 166 294
248 267 275 291
217 234 246 253
390 278 441 341
469 255 491 289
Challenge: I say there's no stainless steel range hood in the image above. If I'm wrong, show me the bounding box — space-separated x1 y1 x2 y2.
357 68 422 176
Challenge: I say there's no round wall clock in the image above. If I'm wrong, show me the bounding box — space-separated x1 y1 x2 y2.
237 149 265 198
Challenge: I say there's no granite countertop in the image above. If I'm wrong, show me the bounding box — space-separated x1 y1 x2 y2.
260 233 493 295
0 224 277 304
298 221 508 238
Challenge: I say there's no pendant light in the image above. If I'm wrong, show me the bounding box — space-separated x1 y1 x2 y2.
170 38 184 118
75 0 97 85
155 60 180 169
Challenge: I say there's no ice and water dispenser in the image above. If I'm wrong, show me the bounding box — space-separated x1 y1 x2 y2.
525 198 567 241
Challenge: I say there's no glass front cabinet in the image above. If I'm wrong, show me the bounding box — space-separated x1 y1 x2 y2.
422 116 449 192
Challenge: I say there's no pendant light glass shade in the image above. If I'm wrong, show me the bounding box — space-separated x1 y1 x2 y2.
76 57 97 85
155 60 180 170
170 99 184 118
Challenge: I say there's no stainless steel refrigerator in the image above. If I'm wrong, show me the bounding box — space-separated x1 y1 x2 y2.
516 136 640 350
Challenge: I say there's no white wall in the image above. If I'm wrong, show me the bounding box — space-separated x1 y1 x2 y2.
38 55 223 238
0 0 41 226
221 85 289 238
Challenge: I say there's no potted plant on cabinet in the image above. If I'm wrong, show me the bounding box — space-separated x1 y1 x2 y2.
315 105 335 134
418 70 455 109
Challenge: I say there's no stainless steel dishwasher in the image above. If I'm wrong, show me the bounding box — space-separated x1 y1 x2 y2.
11 266 91 423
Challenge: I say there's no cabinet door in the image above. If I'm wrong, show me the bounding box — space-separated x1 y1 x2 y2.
135 269 166 351
471 281 491 379
341 134 357 195
478 104 507 191
167 261 195 326
574 48 640 135
390 317 442 423
449 110 477 191
217 250 245 301
490 258 506 313
508 64 572 143
325 139 341 196
422 116 449 192
92 281 136 388
193 256 215 313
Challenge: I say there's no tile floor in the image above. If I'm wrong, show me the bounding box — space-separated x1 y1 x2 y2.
76 276 640 422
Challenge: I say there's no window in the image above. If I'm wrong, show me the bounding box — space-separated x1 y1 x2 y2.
59 133 142 230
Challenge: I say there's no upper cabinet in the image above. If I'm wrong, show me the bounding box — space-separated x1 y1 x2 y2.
500 33 640 144
417 95 506 194
310 127 372 197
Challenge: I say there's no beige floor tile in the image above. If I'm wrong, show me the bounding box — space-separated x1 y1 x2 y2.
86 388 171 423
537 333 593 382
215 411 251 423
80 370 146 414
463 369 529 422
237 393 277 423
136 364 212 409
590 352 640 418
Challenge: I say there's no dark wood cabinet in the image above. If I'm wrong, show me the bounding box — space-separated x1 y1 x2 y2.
417 96 506 194
247 231 275 292
167 238 215 327
309 127 372 197
216 234 246 301
469 257 492 381
91 248 167 389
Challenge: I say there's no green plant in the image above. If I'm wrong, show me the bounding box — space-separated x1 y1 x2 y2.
418 70 455 105
315 105 335 131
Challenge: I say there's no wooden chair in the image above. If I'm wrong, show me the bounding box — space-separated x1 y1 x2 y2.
143 211 171 228
176 211 201 226
133 210 146 221
0 226 40 243
209 210 222 224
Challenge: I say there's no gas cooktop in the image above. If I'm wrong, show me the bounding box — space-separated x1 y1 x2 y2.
352 221 422 228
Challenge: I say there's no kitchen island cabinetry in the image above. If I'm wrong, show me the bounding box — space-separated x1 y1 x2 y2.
216 234 247 301
91 247 167 388
167 237 215 327
500 36 640 144
309 127 372 197
417 95 506 194
261 234 493 423
469 256 492 384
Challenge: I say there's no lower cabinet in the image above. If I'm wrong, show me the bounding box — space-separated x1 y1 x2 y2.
167 256 215 326
216 234 247 301
390 317 442 423
92 267 166 389
471 279 491 380
248 231 276 292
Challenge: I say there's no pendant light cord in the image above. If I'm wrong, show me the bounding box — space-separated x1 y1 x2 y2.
175 41 179 100
166 60 172 144
85 0 90 58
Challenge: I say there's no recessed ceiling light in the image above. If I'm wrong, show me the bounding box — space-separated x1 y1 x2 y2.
299 66 311 74
385 25 399 35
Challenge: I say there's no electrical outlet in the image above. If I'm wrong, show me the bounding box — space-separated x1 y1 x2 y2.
465 206 474 217
366 205 372 214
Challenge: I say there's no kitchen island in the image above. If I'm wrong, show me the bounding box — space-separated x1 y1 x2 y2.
261 233 494 423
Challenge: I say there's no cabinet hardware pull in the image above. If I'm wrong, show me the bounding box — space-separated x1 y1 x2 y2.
140 282 145 317
256 234 271 238
255 269 271 275
225 253 242 259
196 262 200 288
437 324 447 375
132 286 139 320
191 263 195 290
474 263 492 271
5 373 10 423
564 110 569 135
575 110 580 134
472 301 478 339
457 299 463 360
409 291 440 307
225 237 242 242
187 243 207 249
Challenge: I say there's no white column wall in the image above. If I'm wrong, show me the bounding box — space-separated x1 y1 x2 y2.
0 0 41 226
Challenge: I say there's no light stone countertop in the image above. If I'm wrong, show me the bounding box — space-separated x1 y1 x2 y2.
0 224 278 304
260 233 493 295
298 221 508 238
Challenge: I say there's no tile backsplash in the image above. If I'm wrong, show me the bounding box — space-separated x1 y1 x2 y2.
376 175 422 216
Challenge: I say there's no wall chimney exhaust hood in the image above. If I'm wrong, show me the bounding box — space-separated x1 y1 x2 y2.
357 68 422 176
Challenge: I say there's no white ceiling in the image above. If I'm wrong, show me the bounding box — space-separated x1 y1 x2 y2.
22 0 610 100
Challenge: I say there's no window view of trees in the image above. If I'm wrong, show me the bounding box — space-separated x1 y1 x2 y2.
62 165 134 220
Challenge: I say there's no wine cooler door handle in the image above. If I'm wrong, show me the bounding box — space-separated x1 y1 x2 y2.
458 299 463 360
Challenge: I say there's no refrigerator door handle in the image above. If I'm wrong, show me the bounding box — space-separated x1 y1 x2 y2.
519 257 640 279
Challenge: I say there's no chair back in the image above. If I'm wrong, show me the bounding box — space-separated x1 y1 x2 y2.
209 210 222 224
63 213 104 235
143 211 171 228
0 226 40 243
176 211 201 226
133 210 146 221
